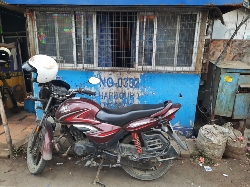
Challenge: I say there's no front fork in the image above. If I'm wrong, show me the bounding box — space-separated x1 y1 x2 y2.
42 121 54 160
36 96 54 160
29 120 54 161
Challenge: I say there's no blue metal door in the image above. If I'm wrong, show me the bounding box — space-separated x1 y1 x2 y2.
214 73 239 117
233 93 250 119
233 75 250 119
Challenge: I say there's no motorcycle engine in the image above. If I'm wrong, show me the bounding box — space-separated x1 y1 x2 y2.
69 126 96 156
74 140 96 156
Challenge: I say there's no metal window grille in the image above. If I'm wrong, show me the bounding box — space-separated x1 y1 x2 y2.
33 8 205 72
238 86 250 93
75 13 94 66
35 13 74 67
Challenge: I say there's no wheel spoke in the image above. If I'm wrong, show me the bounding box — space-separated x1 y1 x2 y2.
27 122 47 175
32 135 43 165
121 134 173 180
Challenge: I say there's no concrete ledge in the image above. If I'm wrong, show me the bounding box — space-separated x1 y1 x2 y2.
0 150 9 159
170 136 197 158
0 111 35 159
185 139 197 154
180 141 191 158
12 136 30 149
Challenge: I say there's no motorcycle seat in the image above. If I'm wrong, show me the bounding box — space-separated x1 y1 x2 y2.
96 103 164 127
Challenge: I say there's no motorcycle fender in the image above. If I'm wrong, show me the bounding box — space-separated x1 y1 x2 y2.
163 126 188 151
42 121 53 160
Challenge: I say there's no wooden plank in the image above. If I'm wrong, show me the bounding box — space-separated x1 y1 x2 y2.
195 10 208 73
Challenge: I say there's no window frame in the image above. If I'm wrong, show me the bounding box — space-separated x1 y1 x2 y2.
34 10 202 71
75 12 96 68
135 12 201 72
165 12 201 71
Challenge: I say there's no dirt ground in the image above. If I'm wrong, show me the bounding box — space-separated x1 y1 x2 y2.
0 150 249 187
1 107 250 187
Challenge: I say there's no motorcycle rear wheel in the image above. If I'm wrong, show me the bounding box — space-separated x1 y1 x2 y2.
121 134 173 180
27 125 46 175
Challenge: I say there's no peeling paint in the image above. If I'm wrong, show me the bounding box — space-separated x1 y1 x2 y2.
34 70 200 129
172 122 193 138
93 71 141 108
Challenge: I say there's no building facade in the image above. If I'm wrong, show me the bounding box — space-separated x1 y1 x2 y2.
3 0 250 136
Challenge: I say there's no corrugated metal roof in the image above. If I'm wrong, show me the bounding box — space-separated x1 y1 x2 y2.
210 60 250 70
1 0 246 6
0 0 24 12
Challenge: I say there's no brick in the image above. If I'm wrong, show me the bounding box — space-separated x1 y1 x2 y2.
12 137 29 149
0 128 4 134
10 129 26 137
0 111 35 153
18 123 33 129
26 114 35 118
12 130 30 139
21 118 35 123
0 136 7 143
0 150 10 159
7 123 18 128
23 125 35 133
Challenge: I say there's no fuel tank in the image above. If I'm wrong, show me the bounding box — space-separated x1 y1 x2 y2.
55 98 101 124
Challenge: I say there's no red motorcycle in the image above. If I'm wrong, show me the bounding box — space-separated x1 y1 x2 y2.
27 77 187 181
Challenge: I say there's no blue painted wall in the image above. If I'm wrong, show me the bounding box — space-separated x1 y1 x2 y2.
4 0 243 5
34 70 199 137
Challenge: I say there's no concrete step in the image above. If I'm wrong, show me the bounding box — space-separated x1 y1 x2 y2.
0 111 35 158
170 136 197 158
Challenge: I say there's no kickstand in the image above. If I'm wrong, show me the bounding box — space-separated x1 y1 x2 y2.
92 159 105 187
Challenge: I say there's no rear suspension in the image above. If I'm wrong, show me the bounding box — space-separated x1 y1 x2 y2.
132 132 142 154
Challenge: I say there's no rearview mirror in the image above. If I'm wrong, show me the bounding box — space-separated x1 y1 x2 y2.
88 77 100 85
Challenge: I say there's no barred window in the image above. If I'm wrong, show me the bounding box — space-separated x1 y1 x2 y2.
36 13 74 65
156 14 197 67
75 13 94 65
34 10 201 71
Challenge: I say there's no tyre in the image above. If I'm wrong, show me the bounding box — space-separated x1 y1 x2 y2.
27 124 46 174
121 134 173 180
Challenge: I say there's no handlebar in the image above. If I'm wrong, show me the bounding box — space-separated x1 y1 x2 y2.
28 88 96 102
27 96 46 102
70 88 96 96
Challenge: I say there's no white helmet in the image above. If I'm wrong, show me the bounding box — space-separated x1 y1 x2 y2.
22 55 58 83
0 47 11 63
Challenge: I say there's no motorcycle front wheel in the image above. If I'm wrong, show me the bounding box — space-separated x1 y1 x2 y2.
27 124 46 174
121 134 172 181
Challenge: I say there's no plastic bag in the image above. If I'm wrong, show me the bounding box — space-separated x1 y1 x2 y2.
223 122 247 159
196 124 230 160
